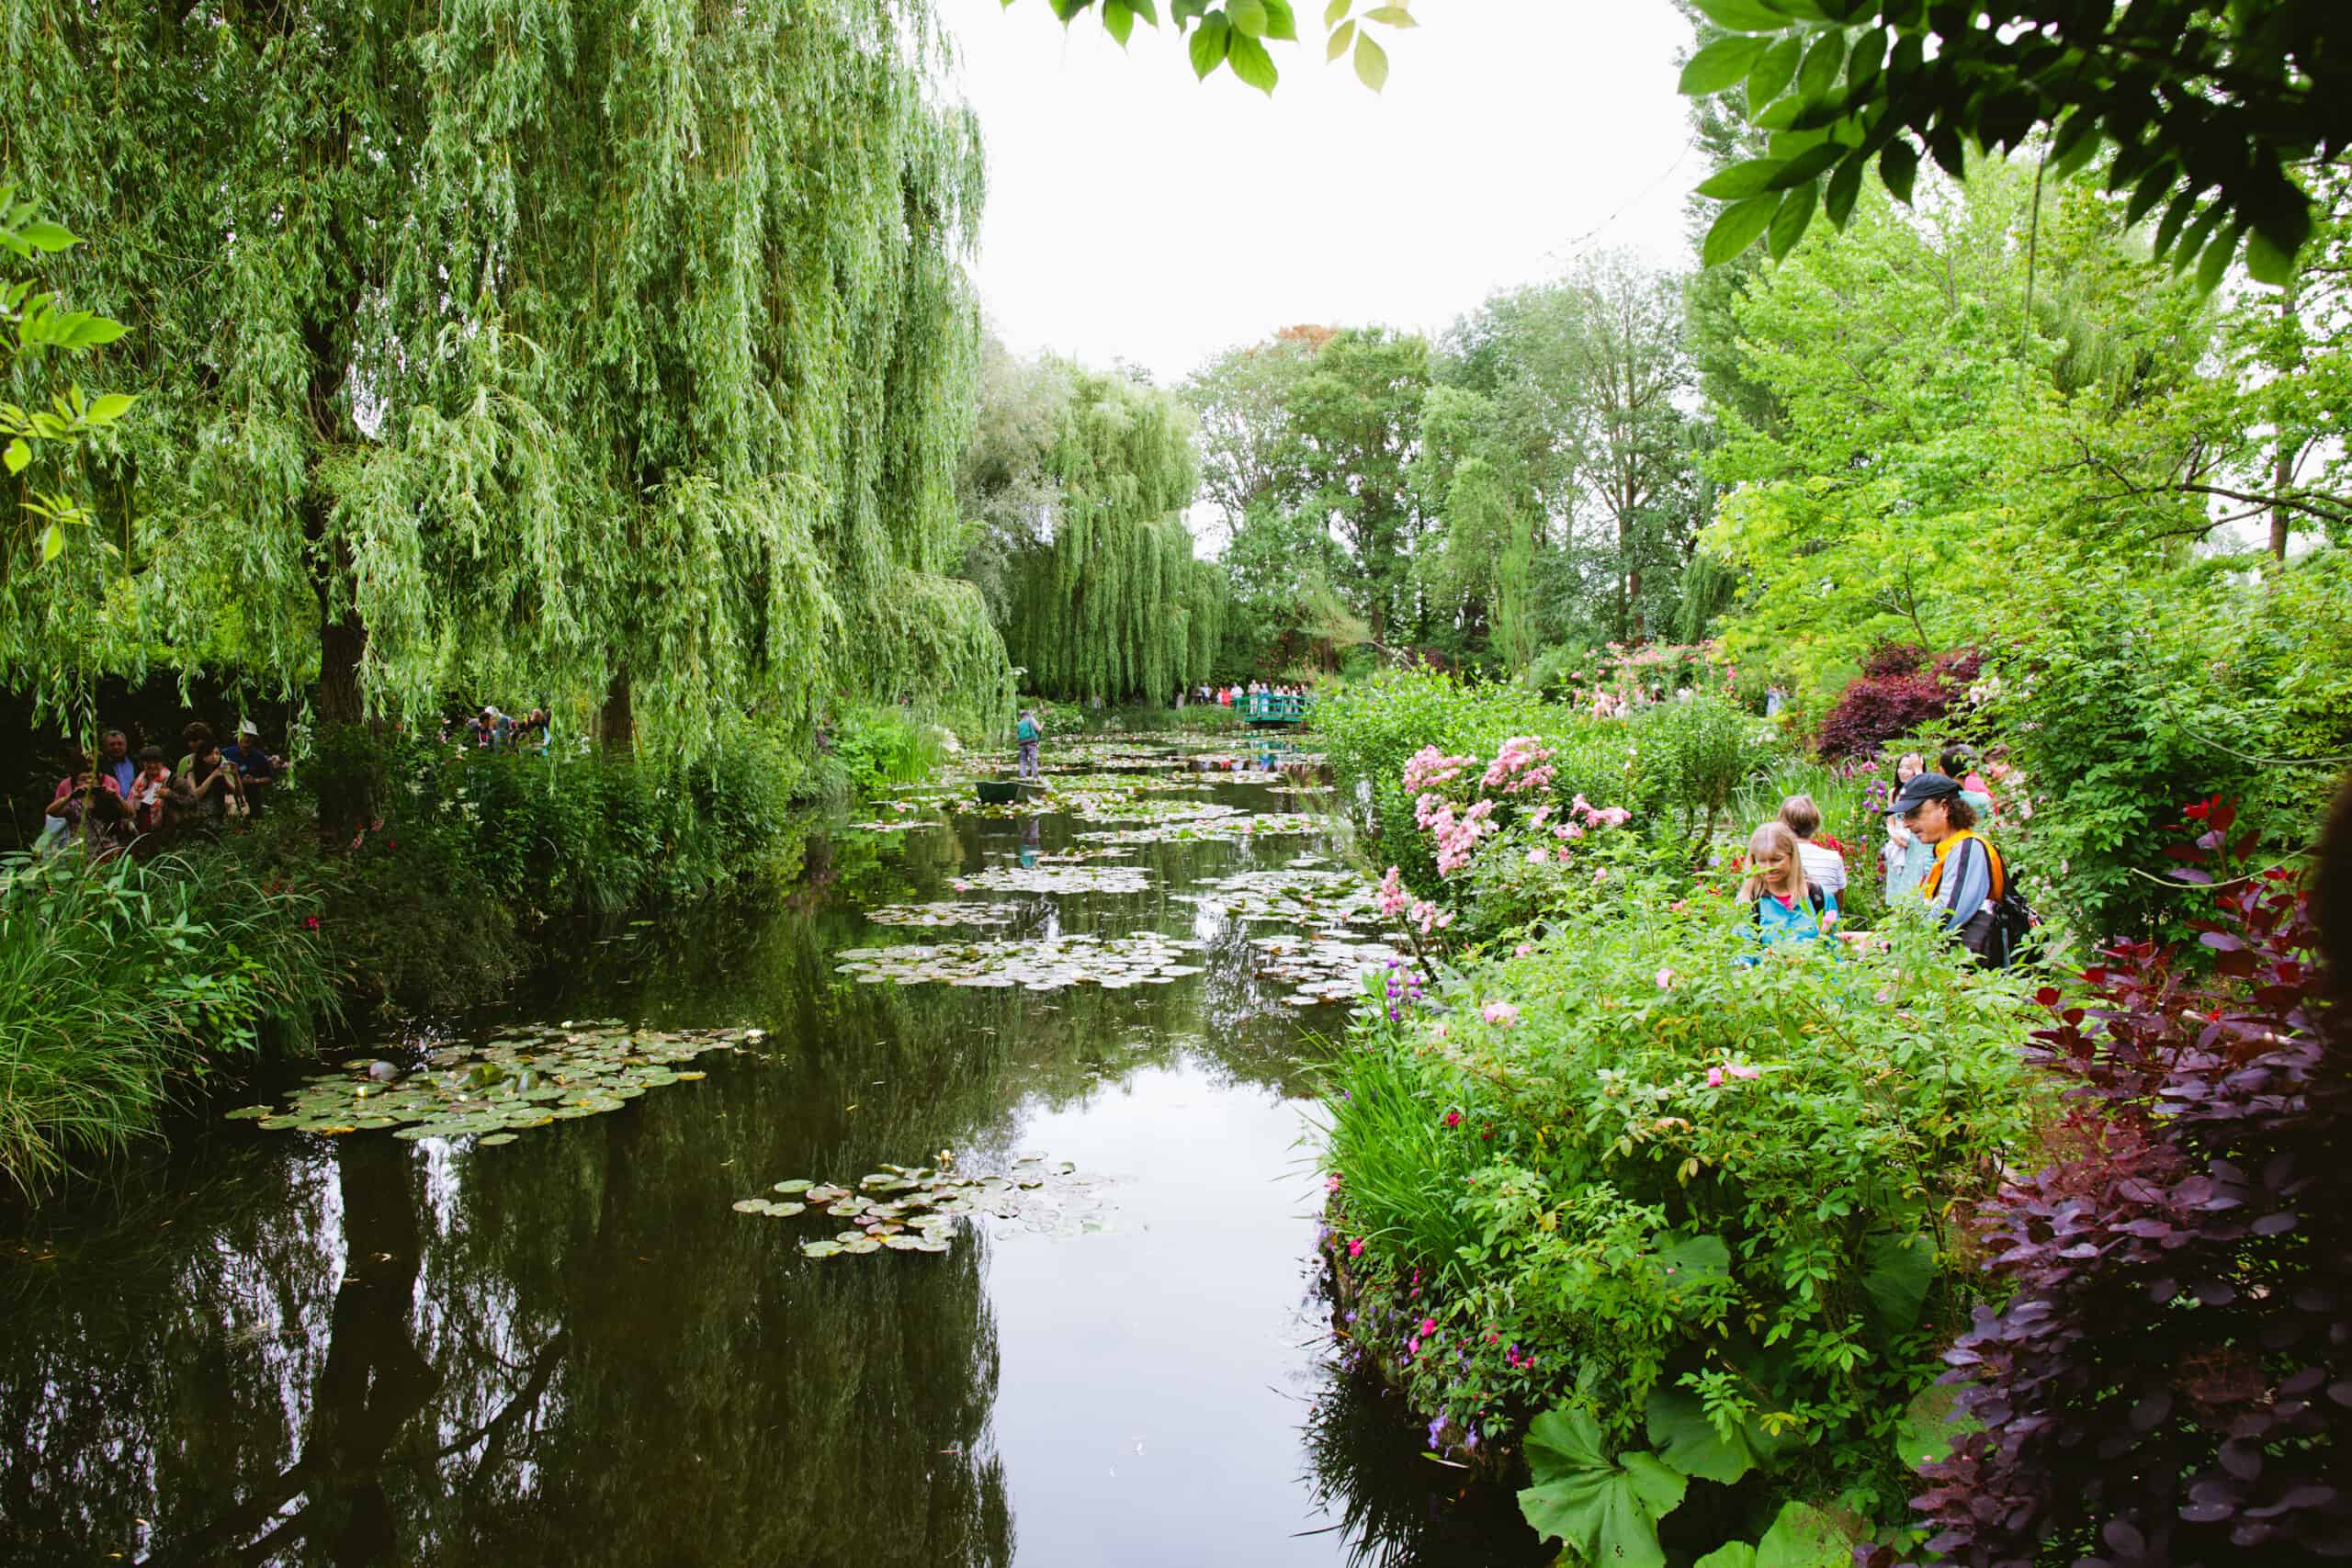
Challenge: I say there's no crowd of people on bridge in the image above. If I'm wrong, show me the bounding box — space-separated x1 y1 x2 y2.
1189 681 1310 708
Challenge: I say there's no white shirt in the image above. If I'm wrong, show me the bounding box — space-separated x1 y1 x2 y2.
1797 840 1848 897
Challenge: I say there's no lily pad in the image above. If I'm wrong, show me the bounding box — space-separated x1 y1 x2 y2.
835 931 1206 992
946 864 1153 897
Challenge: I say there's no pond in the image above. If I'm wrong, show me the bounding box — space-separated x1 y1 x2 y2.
0 742 1545 1568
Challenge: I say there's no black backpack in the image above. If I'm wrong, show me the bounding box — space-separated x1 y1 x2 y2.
1973 839 2038 968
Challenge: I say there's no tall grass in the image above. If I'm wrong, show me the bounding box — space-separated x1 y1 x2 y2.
0 849 336 1199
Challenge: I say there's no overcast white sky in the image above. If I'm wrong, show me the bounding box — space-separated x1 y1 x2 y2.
944 0 1703 387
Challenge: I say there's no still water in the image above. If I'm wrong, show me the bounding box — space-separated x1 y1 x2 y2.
0 750 1542 1567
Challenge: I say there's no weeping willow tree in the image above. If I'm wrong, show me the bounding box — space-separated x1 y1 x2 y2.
996 364 1216 704
0 0 1006 753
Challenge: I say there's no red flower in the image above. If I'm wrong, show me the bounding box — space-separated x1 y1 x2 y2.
1442 1110 1463 1128
303 916 321 931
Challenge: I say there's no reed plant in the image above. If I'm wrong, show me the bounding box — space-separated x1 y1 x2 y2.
0 849 335 1198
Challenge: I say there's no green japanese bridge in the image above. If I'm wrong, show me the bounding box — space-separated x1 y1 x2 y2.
1240 692 1312 727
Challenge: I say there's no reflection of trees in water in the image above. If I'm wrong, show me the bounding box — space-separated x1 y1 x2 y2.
1297 1362 1548 1568
0 771 1352 1565
0 1050 1014 1566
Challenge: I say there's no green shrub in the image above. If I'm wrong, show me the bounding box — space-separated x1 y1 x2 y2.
0 849 336 1197
829 704 946 799
1624 692 1781 849
1324 888 2039 1528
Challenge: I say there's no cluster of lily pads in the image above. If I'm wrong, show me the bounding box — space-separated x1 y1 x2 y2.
849 818 942 834
948 864 1152 896
1250 934 1418 1007
1073 811 1326 848
834 931 1206 990
1173 866 1382 929
222 1021 756 1142
736 1156 1112 1258
865 900 1018 928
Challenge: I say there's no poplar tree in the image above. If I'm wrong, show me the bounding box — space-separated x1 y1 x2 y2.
0 0 1005 751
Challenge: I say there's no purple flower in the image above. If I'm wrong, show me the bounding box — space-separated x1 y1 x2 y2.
1427 1416 1447 1449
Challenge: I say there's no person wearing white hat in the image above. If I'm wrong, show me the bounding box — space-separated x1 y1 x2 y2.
220 721 284 811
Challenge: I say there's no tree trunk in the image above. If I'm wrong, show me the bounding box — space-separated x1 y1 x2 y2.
600 668 636 755
2271 435 2294 562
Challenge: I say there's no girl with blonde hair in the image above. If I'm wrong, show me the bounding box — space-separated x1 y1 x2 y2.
1739 820 1838 944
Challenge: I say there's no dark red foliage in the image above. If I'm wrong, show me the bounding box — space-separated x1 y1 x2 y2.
1890 815 2349 1566
1860 642 1931 678
1928 648 1984 686
1816 673 1951 759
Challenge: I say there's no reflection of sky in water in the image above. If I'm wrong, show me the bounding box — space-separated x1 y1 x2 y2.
989 1063 1332 1566
0 763 1508 1567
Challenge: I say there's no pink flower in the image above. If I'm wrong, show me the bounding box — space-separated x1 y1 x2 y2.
1592 868 1609 883
1407 1337 1420 1358
1727 1063 1761 1081
1347 1237 1365 1258
1514 943 1532 957
1419 1317 1438 1337
1377 866 1409 918
1655 966 1675 989
1430 1022 1448 1040
1481 1001 1521 1028
1326 1172 1343 1191
1706 1066 1724 1089
1556 846 1575 863
1525 847 1547 865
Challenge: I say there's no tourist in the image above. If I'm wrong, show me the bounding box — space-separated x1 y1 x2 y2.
1939 744 1996 820
42 748 124 856
96 728 137 797
180 734 246 826
1738 821 1838 945
1015 707 1042 780
177 721 213 779
221 721 284 808
1884 771 2005 961
127 746 174 834
1882 754 1933 902
1765 683 1786 717
1777 794 1848 898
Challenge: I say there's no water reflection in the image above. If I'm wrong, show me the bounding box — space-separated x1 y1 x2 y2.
0 761 1517 1567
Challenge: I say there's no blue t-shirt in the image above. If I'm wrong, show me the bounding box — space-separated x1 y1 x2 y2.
1753 886 1837 945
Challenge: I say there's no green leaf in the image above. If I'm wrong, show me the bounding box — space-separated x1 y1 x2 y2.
1746 36 1802 107
2195 221 2240 296
3 438 27 476
1767 181 1817 260
39 521 63 564
1750 93 1805 130
1696 158 1786 200
1702 194 1779 266
1894 1382 1984 1473
1228 0 1268 37
1755 1500 1859 1568
1860 1230 1935 1331
1517 1409 1687 1568
1691 0 1792 31
1227 31 1278 91
1260 0 1297 38
1794 30 1845 101
1645 1386 1765 1484
1362 4 1415 23
1695 1547 1758 1568
1823 150 1865 227
1680 36 1770 96
2245 229 2298 287
1322 0 1349 24
1326 17 1353 59
1103 0 1135 45
1352 30 1387 90
20 220 77 253
1189 14 1230 77
1878 137 1918 205
1768 141 1844 189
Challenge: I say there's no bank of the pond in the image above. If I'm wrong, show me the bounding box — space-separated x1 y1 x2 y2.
1299 671 2345 1565
0 715 947 1203
1 735 1541 1566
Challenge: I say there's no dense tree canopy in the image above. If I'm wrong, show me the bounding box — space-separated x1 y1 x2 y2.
958 347 1224 703
2 0 1008 751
